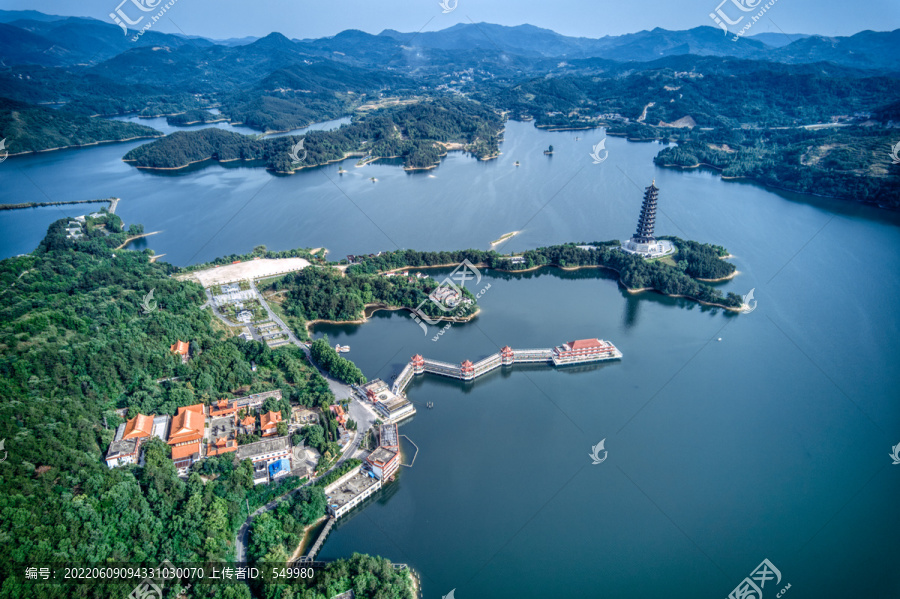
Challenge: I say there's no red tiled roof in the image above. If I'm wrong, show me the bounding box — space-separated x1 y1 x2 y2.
170 340 190 355
569 339 603 349
170 442 200 460
122 414 153 440
168 404 206 444
260 411 282 430
240 415 256 427
461 360 473 367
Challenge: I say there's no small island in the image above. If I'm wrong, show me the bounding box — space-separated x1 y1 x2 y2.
491 231 520 246
123 98 503 173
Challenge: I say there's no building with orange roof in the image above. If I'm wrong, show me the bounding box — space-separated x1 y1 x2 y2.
239 415 257 435
209 398 238 418
208 415 238 456
329 404 347 426
106 412 155 468
170 340 190 363
168 403 206 474
121 414 154 440
260 410 283 437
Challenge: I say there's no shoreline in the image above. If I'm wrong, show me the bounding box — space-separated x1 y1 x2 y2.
697 269 740 283
350 260 741 312
305 302 481 335
115 230 161 250
9 134 162 157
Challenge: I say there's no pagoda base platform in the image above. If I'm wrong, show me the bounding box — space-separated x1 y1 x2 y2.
620 238 675 258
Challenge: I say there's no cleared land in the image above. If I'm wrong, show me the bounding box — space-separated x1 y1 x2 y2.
178 258 311 287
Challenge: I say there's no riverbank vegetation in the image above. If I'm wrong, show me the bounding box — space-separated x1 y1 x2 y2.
310 337 367 385
265 265 479 336
123 98 503 171
0 97 162 154
653 127 900 209
345 240 743 308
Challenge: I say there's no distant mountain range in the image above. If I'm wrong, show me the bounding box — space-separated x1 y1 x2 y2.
1 10 897 73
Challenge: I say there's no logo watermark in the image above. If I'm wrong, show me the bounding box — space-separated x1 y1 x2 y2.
127 560 175 599
442 590 456 599
409 260 490 341
109 0 181 42
890 141 900 165
890 442 900 465
728 559 790 599
589 439 607 464
290 138 307 165
438 0 458 13
0 439 6 463
741 288 757 313
0 138 8 163
589 137 609 164
140 288 157 314
709 0 778 42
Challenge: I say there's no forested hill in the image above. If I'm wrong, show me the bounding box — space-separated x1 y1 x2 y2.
123 98 503 171
0 96 162 154
0 218 402 598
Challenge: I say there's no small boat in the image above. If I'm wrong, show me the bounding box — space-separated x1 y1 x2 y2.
334 344 351 353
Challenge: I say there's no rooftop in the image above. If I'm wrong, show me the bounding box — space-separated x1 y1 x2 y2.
236 436 290 461
106 437 139 460
366 447 398 466
168 404 206 444
122 414 154 440
325 470 380 511
379 423 399 448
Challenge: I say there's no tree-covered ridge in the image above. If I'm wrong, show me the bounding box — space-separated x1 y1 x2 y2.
653 127 900 209
122 98 503 171
345 242 743 308
484 62 900 130
0 96 162 154
0 219 399 598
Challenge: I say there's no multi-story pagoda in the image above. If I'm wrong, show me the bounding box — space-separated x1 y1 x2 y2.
620 180 675 258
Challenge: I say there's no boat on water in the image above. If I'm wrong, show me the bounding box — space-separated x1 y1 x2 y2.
334 344 351 353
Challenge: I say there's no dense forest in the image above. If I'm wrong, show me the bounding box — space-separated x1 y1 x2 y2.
122 98 503 171
345 241 743 308
0 97 162 154
482 61 900 130
654 127 900 209
310 338 367 386
265 264 479 341
0 219 400 598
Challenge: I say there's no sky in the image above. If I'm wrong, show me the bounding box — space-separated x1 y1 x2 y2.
5 0 899 41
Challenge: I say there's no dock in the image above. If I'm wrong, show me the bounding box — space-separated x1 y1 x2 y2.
390 338 621 394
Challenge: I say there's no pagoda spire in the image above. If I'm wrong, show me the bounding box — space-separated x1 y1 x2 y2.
632 181 659 243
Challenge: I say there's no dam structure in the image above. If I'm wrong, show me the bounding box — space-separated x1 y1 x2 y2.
391 338 622 394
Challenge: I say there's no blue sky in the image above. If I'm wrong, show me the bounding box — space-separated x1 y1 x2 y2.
7 0 899 40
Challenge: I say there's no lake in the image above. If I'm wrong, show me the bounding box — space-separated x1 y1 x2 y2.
2 119 899 598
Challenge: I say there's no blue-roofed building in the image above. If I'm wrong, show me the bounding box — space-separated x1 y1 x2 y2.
268 458 291 480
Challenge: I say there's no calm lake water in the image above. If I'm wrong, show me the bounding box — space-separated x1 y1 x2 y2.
2 120 899 598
